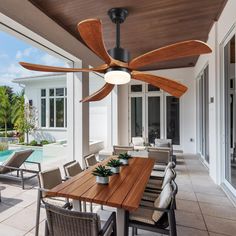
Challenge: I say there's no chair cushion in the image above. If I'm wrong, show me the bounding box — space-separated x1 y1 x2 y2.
146 178 162 189
132 137 144 146
155 139 171 147
44 197 70 208
130 207 155 225
151 170 165 178
133 146 146 151
161 168 174 189
152 183 172 222
65 162 83 177
153 164 166 171
142 191 159 201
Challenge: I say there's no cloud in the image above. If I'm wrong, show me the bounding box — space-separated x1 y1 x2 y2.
39 54 68 67
15 47 37 59
0 53 8 59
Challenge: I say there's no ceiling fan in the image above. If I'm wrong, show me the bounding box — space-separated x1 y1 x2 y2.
19 8 212 102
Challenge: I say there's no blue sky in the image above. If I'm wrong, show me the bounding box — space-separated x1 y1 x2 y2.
0 30 67 92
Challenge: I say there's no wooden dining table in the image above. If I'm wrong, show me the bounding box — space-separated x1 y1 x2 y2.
47 156 155 236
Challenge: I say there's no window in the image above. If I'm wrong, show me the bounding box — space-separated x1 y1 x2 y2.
41 89 46 127
148 84 160 91
41 88 67 128
131 84 142 92
129 83 180 145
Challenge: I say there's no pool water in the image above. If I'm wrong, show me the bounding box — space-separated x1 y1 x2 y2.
0 149 45 163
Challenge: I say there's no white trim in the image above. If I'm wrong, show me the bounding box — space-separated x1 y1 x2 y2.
219 25 236 191
128 83 182 147
0 13 80 62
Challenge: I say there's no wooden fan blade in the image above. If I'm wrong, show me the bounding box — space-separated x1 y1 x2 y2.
19 62 108 73
129 40 212 70
77 19 112 65
80 83 114 102
132 71 188 97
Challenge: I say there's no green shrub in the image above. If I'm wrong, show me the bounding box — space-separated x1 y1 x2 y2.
0 142 8 151
40 140 49 145
29 140 38 146
7 131 14 137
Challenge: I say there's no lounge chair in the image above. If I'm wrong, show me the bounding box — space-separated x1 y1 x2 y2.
44 202 117 236
0 149 41 189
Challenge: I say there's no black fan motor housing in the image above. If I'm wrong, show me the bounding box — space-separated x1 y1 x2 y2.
108 47 130 63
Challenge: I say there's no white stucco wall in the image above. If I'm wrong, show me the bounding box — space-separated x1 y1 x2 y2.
194 0 236 186
118 67 196 153
15 74 67 143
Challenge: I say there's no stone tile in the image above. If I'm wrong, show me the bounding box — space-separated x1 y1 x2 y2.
3 205 44 232
177 191 197 201
0 223 26 236
28 220 46 236
6 191 36 208
196 192 233 207
209 232 229 236
176 199 201 214
0 202 23 222
177 225 208 236
204 215 236 236
200 202 236 220
176 210 207 230
193 185 226 197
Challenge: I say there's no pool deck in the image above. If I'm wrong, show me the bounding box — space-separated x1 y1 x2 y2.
0 154 236 236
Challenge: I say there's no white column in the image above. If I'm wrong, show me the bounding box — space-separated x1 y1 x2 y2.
67 61 89 168
118 84 129 145
112 86 118 146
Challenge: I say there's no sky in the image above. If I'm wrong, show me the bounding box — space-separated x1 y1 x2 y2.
0 30 67 92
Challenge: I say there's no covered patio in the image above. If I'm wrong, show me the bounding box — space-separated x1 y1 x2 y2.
0 154 235 236
0 0 236 236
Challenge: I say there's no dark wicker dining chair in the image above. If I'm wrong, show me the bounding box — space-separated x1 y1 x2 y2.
44 202 117 236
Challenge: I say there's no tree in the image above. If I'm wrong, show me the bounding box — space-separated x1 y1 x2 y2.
0 87 11 137
12 92 38 143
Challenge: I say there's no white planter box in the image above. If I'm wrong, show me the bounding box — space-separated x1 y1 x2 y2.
119 159 129 165
96 176 109 184
111 166 120 174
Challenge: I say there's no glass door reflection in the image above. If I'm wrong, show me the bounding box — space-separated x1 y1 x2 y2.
147 96 160 144
131 97 143 138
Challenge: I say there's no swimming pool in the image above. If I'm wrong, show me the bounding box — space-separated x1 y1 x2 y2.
0 148 48 163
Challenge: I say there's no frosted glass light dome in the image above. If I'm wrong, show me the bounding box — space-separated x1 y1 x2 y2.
104 70 131 85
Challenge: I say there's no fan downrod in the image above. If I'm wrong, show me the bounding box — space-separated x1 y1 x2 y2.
107 8 130 63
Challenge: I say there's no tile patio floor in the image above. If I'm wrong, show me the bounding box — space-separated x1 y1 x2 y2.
0 154 236 236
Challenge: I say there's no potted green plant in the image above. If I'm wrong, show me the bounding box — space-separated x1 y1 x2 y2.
92 165 113 184
107 159 122 174
118 152 132 165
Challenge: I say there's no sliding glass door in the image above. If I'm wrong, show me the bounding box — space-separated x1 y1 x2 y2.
147 96 161 144
224 34 236 189
197 65 209 164
166 96 180 145
129 84 180 146
131 96 143 138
